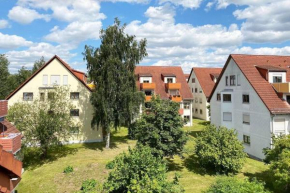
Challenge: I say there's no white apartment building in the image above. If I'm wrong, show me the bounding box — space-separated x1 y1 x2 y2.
135 66 194 126
188 68 222 121
209 54 290 159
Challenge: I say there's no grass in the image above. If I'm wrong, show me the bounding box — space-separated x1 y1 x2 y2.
17 119 271 193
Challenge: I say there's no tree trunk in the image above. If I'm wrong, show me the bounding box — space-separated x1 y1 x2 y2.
105 131 110 149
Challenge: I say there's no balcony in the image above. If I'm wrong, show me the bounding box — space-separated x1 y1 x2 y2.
0 133 21 154
170 95 182 102
166 83 181 90
141 83 156 90
145 95 152 102
272 83 290 93
0 100 8 118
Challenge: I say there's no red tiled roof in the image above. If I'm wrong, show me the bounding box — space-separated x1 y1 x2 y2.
189 68 222 98
6 55 91 100
209 54 290 114
0 120 20 135
0 101 7 118
135 66 193 100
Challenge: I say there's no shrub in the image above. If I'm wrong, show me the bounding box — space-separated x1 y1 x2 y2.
195 125 246 174
63 165 73 174
104 144 184 193
205 177 270 193
132 96 187 157
263 135 290 192
80 179 98 193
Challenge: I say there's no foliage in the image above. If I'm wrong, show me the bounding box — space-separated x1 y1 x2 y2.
263 135 290 192
78 179 102 193
83 18 147 148
131 96 187 157
63 165 74 174
205 176 269 193
32 56 46 73
195 125 247 174
104 144 184 193
7 86 79 158
0 54 10 99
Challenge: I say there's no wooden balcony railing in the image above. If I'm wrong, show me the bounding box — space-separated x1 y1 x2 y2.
141 83 156 90
170 95 182 102
272 82 290 93
166 83 181 90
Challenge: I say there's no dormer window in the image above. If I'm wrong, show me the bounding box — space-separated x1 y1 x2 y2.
162 73 176 83
256 65 286 83
273 75 282 83
167 78 173 83
138 73 152 83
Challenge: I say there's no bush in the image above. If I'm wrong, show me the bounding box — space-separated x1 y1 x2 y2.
104 144 184 193
195 125 246 174
205 177 269 193
263 135 290 192
80 179 99 193
132 96 187 157
63 165 73 174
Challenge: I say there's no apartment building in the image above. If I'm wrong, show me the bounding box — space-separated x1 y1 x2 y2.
6 55 103 144
209 54 290 159
135 66 193 126
188 68 222 121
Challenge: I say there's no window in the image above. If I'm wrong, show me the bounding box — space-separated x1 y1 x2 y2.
70 109 79 117
70 127 79 134
40 93 45 101
195 98 198 103
230 75 236 86
243 94 250 103
51 75 60 85
184 116 190 124
225 76 228 86
217 93 221 101
195 88 198 93
23 92 33 101
167 78 173 83
48 92 55 100
70 92 80 99
274 118 286 135
223 112 232 121
243 114 250 125
223 94 231 102
43 75 48 86
243 135 250 145
200 109 203 114
192 78 195 83
145 90 153 96
237 74 241 86
273 75 282 83
195 108 198 113
63 75 68 85
199 88 202 93
287 96 290 104
199 98 202 104
184 103 190 109
143 80 149 83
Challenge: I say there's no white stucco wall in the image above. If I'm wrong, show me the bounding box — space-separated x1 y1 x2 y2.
210 58 274 159
188 71 210 121
8 58 103 143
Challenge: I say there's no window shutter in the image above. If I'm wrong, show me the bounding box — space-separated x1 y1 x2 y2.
43 75 48 86
63 75 68 85
274 119 285 134
223 112 232 121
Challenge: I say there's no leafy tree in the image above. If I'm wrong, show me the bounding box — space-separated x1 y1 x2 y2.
7 86 79 158
0 54 10 99
16 66 32 85
131 96 187 157
32 56 46 73
263 135 290 192
83 18 147 148
205 177 269 193
104 144 184 193
195 125 246 174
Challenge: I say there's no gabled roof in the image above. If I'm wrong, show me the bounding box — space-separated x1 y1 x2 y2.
0 120 20 135
208 54 290 114
135 66 193 100
6 55 91 100
188 67 222 98
256 65 287 72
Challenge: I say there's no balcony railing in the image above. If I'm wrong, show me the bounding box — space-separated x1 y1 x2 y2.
170 95 182 102
145 95 152 102
0 100 8 118
0 133 21 154
141 83 156 90
166 83 181 90
272 83 290 93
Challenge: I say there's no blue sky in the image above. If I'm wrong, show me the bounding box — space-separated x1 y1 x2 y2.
1 0 290 73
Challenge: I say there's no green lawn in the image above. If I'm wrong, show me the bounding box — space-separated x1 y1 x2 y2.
17 119 271 193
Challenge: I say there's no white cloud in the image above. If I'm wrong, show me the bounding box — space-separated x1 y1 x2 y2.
145 3 175 23
233 46 290 56
45 21 102 46
214 0 276 9
102 0 150 3
8 6 50 24
0 20 9 29
159 0 203 9
0 33 33 49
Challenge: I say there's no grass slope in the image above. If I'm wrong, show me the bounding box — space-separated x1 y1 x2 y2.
17 119 271 193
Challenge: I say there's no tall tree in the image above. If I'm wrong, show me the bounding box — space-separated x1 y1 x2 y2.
32 56 46 73
83 18 147 148
16 66 32 85
0 54 10 99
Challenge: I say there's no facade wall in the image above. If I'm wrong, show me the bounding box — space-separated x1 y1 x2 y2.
210 58 273 159
181 100 193 126
8 59 103 143
188 71 210 121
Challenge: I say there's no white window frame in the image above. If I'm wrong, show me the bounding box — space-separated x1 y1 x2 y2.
223 112 232 122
